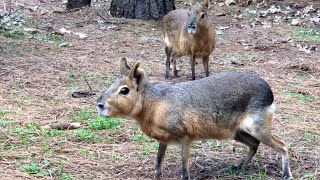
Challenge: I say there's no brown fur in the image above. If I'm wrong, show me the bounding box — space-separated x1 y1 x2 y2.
97 59 293 180
162 0 216 80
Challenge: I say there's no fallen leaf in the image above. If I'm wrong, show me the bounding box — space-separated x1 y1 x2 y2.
74 32 87 39
24 28 39 34
267 5 282 14
297 44 317 54
310 17 320 23
302 5 316 14
59 27 71 34
291 18 301 26
59 42 71 47
216 29 224 35
225 0 237 6
216 26 230 30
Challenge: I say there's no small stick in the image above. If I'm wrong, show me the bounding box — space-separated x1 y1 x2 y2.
83 76 93 92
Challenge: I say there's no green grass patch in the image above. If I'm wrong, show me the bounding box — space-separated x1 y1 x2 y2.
132 132 153 143
301 173 318 180
0 110 7 120
14 123 41 139
60 173 73 180
142 142 159 156
302 132 319 143
0 109 10 127
293 29 320 42
1 29 26 39
88 116 123 130
0 18 67 47
22 160 65 176
0 120 9 127
73 109 94 122
287 82 304 87
40 143 54 155
22 163 42 174
111 153 123 162
42 129 65 138
74 129 100 142
284 92 316 104
228 53 259 65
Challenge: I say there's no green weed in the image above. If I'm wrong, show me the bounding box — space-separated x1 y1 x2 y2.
142 142 159 156
228 53 259 65
88 116 123 130
14 123 41 139
2 30 26 39
74 109 94 122
0 120 8 127
60 173 73 180
293 29 320 42
302 132 319 143
242 10 258 19
79 148 90 157
132 132 153 143
2 140 17 151
257 169 268 179
22 164 42 174
40 143 54 155
284 92 316 104
302 173 318 180
74 129 100 142
288 82 304 87
42 129 65 138
22 160 63 176
0 110 7 119
111 153 123 162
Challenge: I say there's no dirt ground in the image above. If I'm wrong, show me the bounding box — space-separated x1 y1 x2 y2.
0 0 319 179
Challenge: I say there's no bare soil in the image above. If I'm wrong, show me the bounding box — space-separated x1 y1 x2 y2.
0 0 319 179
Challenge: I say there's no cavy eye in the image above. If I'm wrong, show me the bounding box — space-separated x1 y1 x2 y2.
119 87 130 95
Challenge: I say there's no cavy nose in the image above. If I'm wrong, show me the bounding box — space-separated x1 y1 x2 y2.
188 24 196 29
97 103 104 110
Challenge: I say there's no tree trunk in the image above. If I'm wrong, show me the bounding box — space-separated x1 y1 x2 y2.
109 0 175 20
67 0 91 10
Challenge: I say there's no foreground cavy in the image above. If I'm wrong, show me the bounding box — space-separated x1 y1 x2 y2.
96 58 293 180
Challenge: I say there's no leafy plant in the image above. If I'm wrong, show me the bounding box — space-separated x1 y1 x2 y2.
284 92 316 104
74 129 100 142
293 29 320 42
42 129 64 138
132 132 153 143
74 109 94 122
88 116 123 130
22 164 41 174
14 123 41 138
22 161 62 176
142 143 159 156
0 110 6 119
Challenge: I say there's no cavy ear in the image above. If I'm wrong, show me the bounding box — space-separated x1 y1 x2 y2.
119 57 131 75
202 0 210 9
128 61 146 91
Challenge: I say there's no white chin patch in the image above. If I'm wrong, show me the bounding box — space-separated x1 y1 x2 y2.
98 109 108 117
188 29 196 34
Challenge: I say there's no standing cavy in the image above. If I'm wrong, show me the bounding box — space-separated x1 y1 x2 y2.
162 0 216 80
97 58 293 180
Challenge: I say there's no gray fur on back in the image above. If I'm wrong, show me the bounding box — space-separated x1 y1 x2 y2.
144 71 273 128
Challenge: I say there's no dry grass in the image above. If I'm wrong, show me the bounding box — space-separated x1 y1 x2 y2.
0 0 319 179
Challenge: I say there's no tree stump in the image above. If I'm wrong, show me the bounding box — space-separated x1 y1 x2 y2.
67 0 91 10
109 0 175 20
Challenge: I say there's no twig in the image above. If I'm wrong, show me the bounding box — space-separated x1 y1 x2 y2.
83 76 93 92
2 0 12 16
95 10 120 24
95 10 110 21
